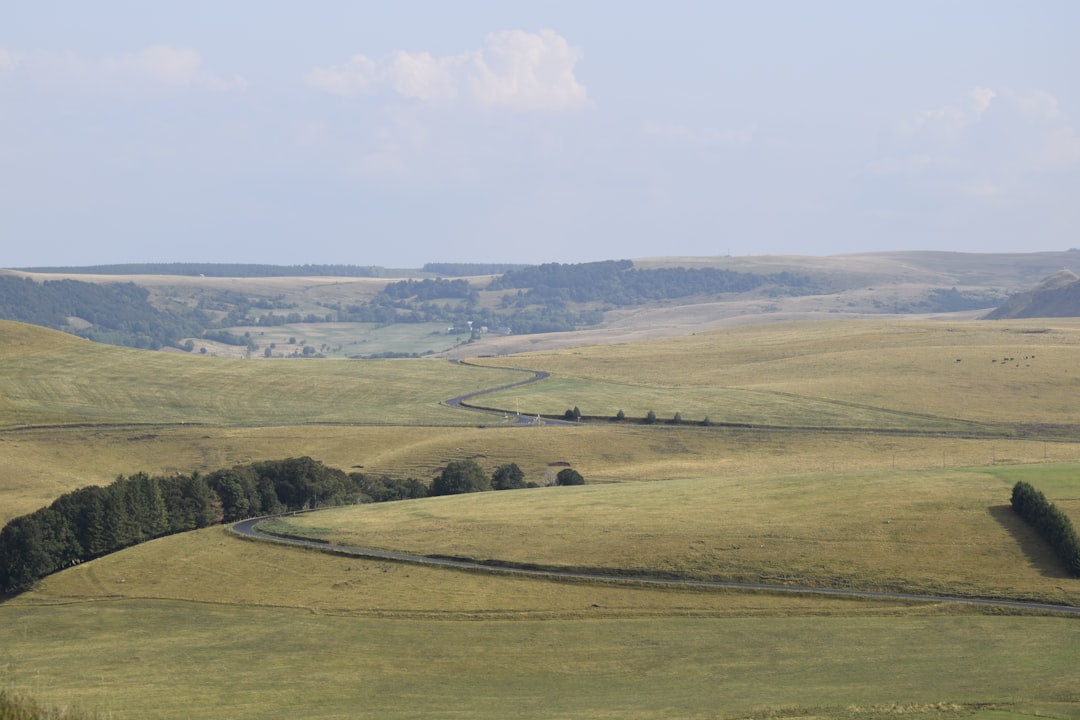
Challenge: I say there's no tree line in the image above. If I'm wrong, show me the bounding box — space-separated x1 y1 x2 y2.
0 457 584 595
1010 480 1080 576
487 260 816 306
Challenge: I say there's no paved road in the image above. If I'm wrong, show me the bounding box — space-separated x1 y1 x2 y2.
230 517 1080 616
444 361 575 426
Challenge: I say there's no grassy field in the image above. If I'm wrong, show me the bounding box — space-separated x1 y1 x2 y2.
5 421 1078 524
4 598 1077 720
1 520 1078 720
263 465 1080 604
222 321 468 358
3 315 1080 718
474 318 1080 432
0 320 523 429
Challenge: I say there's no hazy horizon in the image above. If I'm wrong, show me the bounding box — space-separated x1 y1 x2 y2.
3 2 1077 267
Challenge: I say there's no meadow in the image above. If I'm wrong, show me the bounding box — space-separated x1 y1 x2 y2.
473 318 1080 432
0 320 523 430
1 317 1080 719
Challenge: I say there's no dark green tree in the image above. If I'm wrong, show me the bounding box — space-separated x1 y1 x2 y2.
350 473 429 502
644 410 657 425
491 463 526 490
615 409 625 422
431 460 491 496
555 468 585 486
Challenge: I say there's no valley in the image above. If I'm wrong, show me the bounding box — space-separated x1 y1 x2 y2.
1 254 1079 719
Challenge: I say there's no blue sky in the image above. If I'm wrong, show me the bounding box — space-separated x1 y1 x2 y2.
2 2 1077 267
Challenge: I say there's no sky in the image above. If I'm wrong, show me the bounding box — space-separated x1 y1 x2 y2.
2 1 1078 268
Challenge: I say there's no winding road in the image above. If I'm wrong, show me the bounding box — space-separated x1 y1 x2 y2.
230 517 1080 616
228 361 1080 616
444 362 575 425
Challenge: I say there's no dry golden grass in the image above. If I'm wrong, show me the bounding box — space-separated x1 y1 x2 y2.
5 313 1080 719
473 318 1080 430
272 466 1080 605
18 525 906 619
0 320 523 429
5 421 1078 524
3 597 1076 720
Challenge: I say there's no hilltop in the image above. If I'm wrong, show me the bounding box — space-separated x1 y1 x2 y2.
986 269 1080 319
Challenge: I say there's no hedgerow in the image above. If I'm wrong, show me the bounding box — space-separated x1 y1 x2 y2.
1010 481 1080 577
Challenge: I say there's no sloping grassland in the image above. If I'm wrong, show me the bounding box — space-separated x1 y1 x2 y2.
2 315 1080 719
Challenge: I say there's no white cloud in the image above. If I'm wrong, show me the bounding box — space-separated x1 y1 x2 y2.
969 86 996 114
102 45 201 86
468 29 587 111
388 51 459 103
306 29 587 112
867 83 1080 225
912 85 995 133
305 54 378 97
1015 88 1063 121
0 45 244 93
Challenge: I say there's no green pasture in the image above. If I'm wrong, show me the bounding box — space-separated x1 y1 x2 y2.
6 525 1080 720
474 318 1080 432
268 465 1080 605
226 321 468 358
4 315 1080 718
0 321 522 429
0 595 1075 720
1 599 1078 720
5 422 1080 524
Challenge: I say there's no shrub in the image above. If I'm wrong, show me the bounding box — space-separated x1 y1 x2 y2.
555 468 585 486
491 463 527 490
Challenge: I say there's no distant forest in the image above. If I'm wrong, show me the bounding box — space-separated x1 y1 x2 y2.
0 275 206 349
8 259 997 350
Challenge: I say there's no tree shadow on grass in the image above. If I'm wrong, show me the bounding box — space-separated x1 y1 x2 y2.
987 504 1073 579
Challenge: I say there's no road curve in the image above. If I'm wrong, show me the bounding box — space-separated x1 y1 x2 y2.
230 517 1080 616
444 361 575 426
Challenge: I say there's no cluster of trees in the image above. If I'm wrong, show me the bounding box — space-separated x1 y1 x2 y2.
1010 481 1080 576
0 472 217 594
568 408 712 426
0 456 585 595
487 260 815 306
430 460 583 494
0 275 206 350
381 278 476 302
